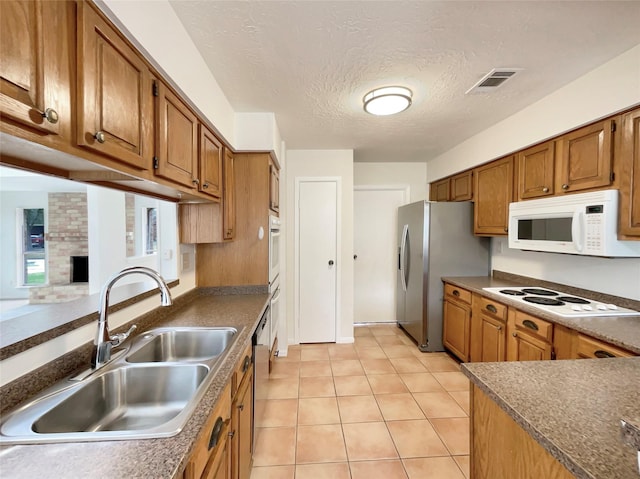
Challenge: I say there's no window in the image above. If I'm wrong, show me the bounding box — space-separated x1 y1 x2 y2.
20 208 46 285
143 207 158 255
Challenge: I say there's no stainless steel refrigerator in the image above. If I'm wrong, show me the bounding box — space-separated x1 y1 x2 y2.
396 201 490 351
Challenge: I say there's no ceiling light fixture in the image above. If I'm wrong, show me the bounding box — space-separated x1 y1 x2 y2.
363 86 412 116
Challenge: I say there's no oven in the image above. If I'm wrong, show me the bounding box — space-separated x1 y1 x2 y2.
269 215 281 287
269 275 281 353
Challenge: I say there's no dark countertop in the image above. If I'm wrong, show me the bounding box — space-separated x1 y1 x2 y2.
463 358 640 479
442 275 640 354
0 289 270 479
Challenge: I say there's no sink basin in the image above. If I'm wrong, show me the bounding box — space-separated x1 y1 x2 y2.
126 327 236 363
0 326 240 444
33 364 208 433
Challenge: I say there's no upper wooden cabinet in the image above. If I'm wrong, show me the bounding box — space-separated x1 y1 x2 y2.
516 140 555 200
0 0 62 135
269 160 280 214
223 148 236 241
430 178 450 201
619 108 640 237
199 125 223 200
473 156 514 236
451 170 473 201
555 118 615 194
154 81 199 188
77 1 153 170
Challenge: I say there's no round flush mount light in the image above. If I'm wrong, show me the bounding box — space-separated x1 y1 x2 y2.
363 86 413 116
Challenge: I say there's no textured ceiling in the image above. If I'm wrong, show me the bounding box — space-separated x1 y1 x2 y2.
169 1 640 163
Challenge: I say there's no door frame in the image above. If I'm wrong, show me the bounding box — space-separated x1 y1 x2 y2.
353 184 410 324
294 177 342 344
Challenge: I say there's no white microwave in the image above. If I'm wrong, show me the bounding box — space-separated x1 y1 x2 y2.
508 189 640 257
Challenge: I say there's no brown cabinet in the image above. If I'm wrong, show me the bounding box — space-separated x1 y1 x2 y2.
154 81 199 188
507 310 553 361
184 383 231 479
269 160 280 214
619 108 640 237
451 170 473 201
430 178 450 201
77 1 153 170
223 148 236 240
473 156 514 236
0 0 63 135
555 118 615 194
199 126 223 200
471 295 507 362
230 345 253 479
197 152 272 287
575 334 635 359
442 284 472 362
516 141 555 200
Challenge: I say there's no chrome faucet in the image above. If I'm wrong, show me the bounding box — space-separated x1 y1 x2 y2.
91 266 173 369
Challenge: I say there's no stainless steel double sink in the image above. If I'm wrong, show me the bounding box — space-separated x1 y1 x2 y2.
0 327 238 444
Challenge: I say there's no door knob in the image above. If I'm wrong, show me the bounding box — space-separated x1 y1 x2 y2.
328 260 334 266
353 255 357 260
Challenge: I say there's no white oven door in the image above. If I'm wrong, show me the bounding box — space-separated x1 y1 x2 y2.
270 281 281 352
269 217 281 285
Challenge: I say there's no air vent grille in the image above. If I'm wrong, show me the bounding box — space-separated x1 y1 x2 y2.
466 68 522 94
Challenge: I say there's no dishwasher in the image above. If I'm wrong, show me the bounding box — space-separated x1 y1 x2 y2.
252 305 270 450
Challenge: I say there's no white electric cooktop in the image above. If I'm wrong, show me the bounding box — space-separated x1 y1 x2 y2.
482 287 639 318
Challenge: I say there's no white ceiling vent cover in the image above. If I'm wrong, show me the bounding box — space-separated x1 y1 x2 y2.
466 68 523 94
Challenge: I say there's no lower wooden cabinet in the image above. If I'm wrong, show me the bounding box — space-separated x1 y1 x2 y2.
443 284 472 362
471 295 507 362
575 334 635 359
471 386 575 479
507 310 553 361
184 383 231 479
230 343 254 479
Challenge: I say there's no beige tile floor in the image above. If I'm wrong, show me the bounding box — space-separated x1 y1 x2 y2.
250 323 470 479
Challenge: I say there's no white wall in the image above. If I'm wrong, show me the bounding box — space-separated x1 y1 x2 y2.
235 113 284 163
285 150 354 345
427 44 640 300
354 162 428 202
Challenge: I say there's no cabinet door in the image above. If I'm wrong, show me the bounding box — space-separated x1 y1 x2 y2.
430 178 450 201
473 156 514 236
443 298 471 362
451 171 473 201
512 331 552 361
223 148 236 240
199 126 223 199
269 163 280 214
516 141 555 200
231 368 253 479
619 108 640 237
154 81 199 188
576 334 635 359
0 0 60 134
480 314 506 362
77 1 152 169
556 119 614 193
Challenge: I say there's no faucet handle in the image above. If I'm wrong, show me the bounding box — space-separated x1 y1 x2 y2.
110 324 137 347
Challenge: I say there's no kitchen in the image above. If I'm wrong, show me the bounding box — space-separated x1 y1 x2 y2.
1 1 640 478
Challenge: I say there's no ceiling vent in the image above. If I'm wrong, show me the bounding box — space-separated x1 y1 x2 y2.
465 68 522 94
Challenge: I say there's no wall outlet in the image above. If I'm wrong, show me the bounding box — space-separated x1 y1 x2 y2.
162 249 173 260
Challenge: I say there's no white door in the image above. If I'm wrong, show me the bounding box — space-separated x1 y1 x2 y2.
298 180 338 343
354 187 407 323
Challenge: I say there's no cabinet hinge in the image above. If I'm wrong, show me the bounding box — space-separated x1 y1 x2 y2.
610 172 615 182
152 81 159 97
611 121 616 133
153 157 159 169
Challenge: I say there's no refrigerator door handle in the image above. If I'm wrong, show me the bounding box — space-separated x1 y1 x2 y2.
400 224 409 292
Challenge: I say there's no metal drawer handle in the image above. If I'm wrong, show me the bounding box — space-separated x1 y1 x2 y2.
522 319 539 331
542 187 549 193
453 290 460 297
242 355 251 373
208 417 224 450
486 304 498 314
594 349 615 358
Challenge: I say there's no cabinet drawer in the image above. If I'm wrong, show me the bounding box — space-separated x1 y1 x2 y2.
479 296 507 321
576 335 635 359
186 383 231 479
444 284 472 305
514 311 553 342
232 343 253 398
